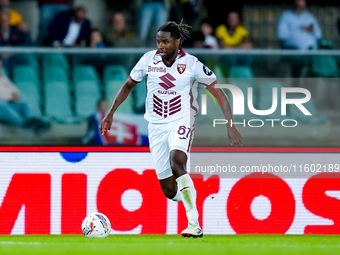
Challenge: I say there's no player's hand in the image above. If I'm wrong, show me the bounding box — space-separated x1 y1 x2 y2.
227 126 243 146
99 114 113 135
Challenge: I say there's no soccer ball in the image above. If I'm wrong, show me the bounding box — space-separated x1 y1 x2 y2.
82 212 111 238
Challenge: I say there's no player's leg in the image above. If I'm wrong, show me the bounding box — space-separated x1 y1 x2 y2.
170 149 198 220
148 123 180 200
170 149 202 237
168 118 202 237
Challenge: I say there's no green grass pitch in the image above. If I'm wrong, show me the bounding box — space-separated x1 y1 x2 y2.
0 235 339 255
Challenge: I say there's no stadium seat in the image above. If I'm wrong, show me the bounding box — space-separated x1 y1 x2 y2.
310 38 339 78
228 66 255 91
105 80 134 114
16 81 42 117
44 81 73 122
74 81 101 118
13 66 40 88
42 53 70 75
257 81 283 120
287 95 327 124
311 55 339 78
73 65 101 84
227 66 256 121
229 65 254 79
213 65 227 80
103 65 128 84
132 78 147 113
43 67 69 84
104 65 133 114
26 54 40 73
72 65 102 118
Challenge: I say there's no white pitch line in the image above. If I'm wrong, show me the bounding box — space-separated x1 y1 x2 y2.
0 241 54 245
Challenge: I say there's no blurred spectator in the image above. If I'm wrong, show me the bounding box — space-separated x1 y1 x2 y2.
138 0 167 46
37 0 69 45
182 30 205 48
169 0 201 29
169 0 182 23
0 60 50 133
82 99 109 145
0 9 29 46
181 0 199 28
104 0 134 12
215 11 252 49
47 6 91 47
105 11 139 47
90 28 105 48
0 0 28 32
80 28 106 74
202 0 244 30
0 9 30 73
277 0 322 81
277 0 322 50
200 19 218 49
191 31 205 48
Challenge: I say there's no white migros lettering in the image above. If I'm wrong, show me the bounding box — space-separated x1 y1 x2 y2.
148 66 166 73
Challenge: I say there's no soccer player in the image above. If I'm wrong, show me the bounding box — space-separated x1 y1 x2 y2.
100 21 242 237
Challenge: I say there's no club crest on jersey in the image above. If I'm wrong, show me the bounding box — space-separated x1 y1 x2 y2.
177 63 186 74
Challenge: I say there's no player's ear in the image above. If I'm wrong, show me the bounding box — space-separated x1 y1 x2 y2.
176 38 181 47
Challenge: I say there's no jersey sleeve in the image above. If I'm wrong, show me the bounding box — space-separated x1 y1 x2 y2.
192 59 217 87
129 54 147 83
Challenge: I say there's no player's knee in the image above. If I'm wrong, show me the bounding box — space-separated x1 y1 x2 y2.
161 186 177 199
170 150 187 177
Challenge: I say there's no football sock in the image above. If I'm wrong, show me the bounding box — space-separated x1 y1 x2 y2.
176 174 199 224
171 186 182 201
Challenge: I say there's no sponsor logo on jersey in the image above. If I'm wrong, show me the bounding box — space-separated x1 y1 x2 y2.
203 65 213 76
148 66 166 73
177 63 186 74
153 94 181 118
153 60 162 65
158 90 177 95
159 73 176 90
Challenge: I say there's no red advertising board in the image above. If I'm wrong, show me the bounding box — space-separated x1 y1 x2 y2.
0 147 339 235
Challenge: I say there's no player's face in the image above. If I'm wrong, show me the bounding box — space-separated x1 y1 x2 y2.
156 31 180 61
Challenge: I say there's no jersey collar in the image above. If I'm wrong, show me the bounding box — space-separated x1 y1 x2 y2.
177 47 186 58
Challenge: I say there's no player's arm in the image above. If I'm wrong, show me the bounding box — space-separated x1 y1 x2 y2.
99 78 137 135
195 60 243 146
207 86 243 146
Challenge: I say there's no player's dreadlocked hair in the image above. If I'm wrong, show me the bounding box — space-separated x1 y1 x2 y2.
157 20 191 44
